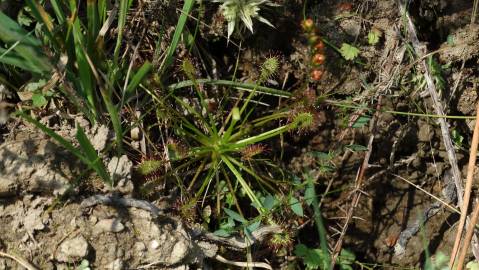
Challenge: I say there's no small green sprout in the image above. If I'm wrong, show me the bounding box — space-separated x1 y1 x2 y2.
339 43 360 61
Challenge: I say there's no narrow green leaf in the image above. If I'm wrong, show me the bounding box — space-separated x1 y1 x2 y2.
25 0 60 49
71 17 97 118
124 61 152 101
76 125 111 185
17 111 109 186
0 11 53 74
50 0 66 25
344 144 368 152
98 85 123 153
221 155 263 212
98 0 107 23
161 0 195 74
113 0 128 63
0 48 43 73
17 111 81 158
213 229 231 237
87 0 100 53
168 79 291 97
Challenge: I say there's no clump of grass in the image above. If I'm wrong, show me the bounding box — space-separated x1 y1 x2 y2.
161 56 311 216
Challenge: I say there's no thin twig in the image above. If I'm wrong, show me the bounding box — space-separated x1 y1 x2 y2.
331 96 383 266
392 174 459 214
213 254 272 270
0 251 38 270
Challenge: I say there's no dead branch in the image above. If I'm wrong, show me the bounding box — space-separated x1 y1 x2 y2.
0 251 38 270
331 96 383 265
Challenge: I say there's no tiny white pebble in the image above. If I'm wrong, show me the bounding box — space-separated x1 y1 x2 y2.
149 240 160 250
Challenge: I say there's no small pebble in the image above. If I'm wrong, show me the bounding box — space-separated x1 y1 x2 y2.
94 218 125 233
149 240 160 250
56 235 89 262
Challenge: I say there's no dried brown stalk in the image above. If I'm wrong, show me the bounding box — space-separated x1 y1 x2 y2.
449 103 479 268
456 200 479 270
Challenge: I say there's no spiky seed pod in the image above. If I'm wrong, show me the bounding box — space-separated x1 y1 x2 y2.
260 56 280 81
268 231 294 252
137 159 163 176
241 144 267 161
181 58 197 79
292 112 314 130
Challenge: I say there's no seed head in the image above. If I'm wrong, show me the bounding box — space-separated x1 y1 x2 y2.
260 56 280 81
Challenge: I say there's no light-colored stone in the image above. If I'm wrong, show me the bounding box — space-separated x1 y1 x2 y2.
56 235 89 262
149 240 160 250
94 218 125 233
0 177 16 197
146 230 191 266
91 125 110 152
196 241 218 258
108 155 133 183
107 258 123 270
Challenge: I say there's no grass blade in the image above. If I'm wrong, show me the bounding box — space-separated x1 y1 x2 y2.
76 125 111 185
168 79 292 98
87 0 100 53
113 0 128 63
25 0 61 50
124 61 152 102
0 48 43 73
0 11 53 74
98 84 123 153
17 111 110 185
221 155 263 212
160 0 195 74
71 17 97 117
50 0 66 25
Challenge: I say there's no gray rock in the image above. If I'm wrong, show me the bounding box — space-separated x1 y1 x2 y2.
146 230 191 266
90 125 110 152
196 241 218 258
107 258 124 270
56 235 89 262
108 155 133 183
94 218 125 234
